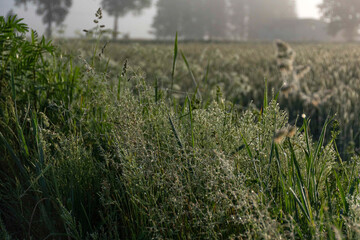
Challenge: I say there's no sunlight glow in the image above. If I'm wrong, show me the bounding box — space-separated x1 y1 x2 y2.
296 0 322 19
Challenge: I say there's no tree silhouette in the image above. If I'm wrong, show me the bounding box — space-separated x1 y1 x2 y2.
152 0 185 39
101 0 151 40
15 0 72 38
152 0 227 40
152 0 297 40
319 0 360 41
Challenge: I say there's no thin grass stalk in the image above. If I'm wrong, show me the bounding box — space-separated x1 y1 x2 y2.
188 96 195 149
168 114 183 150
170 32 178 92
263 78 268 110
181 51 201 101
11 66 30 158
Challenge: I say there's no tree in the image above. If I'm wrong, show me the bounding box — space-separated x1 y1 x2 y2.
15 0 72 38
152 0 186 39
152 0 297 40
152 0 227 40
101 0 151 40
319 0 360 41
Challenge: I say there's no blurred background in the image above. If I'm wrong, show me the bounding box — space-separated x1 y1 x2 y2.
1 0 359 42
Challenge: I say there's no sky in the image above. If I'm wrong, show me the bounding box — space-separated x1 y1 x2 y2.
297 0 322 19
0 0 323 39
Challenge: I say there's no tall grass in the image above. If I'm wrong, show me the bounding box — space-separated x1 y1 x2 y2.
63 40 360 160
1 15 360 239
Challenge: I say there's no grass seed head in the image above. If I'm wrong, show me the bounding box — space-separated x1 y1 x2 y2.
95 8 102 19
274 128 288 144
287 126 296 138
276 40 291 53
276 40 296 81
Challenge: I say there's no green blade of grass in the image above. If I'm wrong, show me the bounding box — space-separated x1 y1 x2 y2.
290 142 305 188
11 66 29 157
188 96 195 149
288 139 314 223
204 60 210 85
263 78 268 110
171 32 178 91
265 146 273 185
303 118 311 159
168 114 183 150
240 132 253 159
326 179 333 214
19 164 51 198
154 77 158 103
31 112 44 165
0 132 27 176
334 170 349 214
181 50 202 100
312 117 331 167
289 187 311 222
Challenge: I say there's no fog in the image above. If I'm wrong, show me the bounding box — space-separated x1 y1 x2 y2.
0 0 157 39
0 0 349 41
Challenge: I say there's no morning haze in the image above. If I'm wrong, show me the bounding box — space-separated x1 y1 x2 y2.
0 0 333 41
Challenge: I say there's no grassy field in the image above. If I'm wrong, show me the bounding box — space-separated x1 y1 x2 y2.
60 39 360 159
1 15 360 239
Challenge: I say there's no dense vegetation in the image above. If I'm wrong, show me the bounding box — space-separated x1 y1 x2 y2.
62 39 359 159
1 15 360 239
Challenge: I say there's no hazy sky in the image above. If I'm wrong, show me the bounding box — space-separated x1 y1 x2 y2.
0 0 322 38
297 0 322 19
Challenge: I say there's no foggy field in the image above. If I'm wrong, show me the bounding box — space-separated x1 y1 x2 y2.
1 15 360 239
60 40 360 157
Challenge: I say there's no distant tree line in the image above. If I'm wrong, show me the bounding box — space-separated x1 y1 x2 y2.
15 0 151 39
152 0 297 40
318 0 360 41
101 0 151 39
12 0 360 41
15 0 72 38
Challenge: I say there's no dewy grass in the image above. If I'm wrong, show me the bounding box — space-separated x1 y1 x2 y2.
63 39 359 159
0 15 360 239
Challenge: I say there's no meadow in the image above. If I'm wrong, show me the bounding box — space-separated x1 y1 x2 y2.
1 15 360 239
61 39 359 159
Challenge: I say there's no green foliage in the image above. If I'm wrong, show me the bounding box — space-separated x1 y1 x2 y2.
63 41 359 159
1 15 360 240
